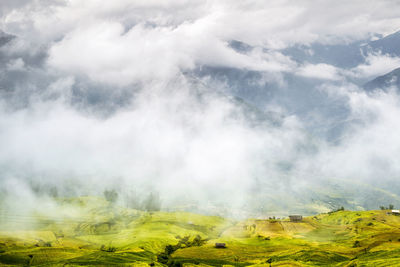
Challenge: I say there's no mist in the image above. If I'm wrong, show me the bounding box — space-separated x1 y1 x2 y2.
1 0 400 219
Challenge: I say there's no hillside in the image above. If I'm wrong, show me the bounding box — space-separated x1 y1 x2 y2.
364 67 400 92
1 197 400 266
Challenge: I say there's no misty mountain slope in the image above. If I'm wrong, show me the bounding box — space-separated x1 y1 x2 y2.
194 30 400 132
183 73 284 127
240 177 400 218
364 67 400 91
284 41 365 68
366 30 400 56
195 65 352 141
231 31 400 71
304 179 400 212
192 31 400 141
284 30 400 70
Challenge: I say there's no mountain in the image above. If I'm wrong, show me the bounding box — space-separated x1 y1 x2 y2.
366 30 400 56
284 41 365 68
364 67 400 91
195 31 400 141
284 30 400 69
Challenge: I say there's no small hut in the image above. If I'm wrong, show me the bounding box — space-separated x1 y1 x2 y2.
215 243 226 248
391 210 400 215
289 215 303 222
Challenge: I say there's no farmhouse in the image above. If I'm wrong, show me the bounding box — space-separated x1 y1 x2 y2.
391 210 400 215
215 243 226 248
289 215 303 222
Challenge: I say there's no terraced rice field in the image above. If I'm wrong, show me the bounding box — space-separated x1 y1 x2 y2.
1 197 400 266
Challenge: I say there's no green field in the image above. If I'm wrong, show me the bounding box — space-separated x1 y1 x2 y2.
1 197 400 266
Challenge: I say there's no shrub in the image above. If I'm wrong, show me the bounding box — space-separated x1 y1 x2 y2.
100 244 117 252
353 240 361 248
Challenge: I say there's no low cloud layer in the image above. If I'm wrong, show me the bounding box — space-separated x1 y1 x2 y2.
1 1 400 217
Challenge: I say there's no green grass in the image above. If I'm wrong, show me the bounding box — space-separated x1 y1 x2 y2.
2 198 400 266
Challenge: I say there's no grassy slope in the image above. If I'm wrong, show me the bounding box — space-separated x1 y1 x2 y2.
172 210 400 266
1 198 400 266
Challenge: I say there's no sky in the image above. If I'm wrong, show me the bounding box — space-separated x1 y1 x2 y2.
1 0 400 217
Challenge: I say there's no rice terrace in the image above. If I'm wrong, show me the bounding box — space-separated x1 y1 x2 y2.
2 197 400 266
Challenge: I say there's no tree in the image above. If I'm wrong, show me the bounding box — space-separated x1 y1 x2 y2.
144 192 161 211
389 204 394 210
124 189 140 209
49 186 58 198
104 189 118 203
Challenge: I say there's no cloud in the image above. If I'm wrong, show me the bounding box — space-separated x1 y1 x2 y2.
313 88 400 183
46 20 296 86
2 0 400 86
1 0 400 217
350 52 400 79
296 63 342 81
3 0 399 45
6 58 25 71
0 77 311 214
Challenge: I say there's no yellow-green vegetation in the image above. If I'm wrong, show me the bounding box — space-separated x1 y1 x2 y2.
2 198 400 266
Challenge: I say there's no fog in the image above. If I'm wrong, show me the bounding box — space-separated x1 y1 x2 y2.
1 0 400 218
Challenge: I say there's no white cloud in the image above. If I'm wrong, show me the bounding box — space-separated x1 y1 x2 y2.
4 1 400 46
47 19 296 86
350 52 400 79
2 0 400 86
316 89 400 182
296 63 342 81
0 78 310 213
2 0 400 215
